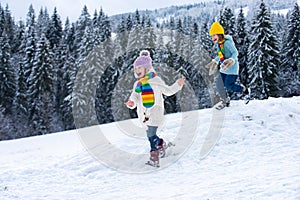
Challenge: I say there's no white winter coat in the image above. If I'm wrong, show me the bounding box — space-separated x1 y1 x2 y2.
128 76 183 127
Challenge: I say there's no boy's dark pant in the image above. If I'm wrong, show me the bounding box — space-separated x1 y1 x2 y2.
216 72 243 99
147 126 161 151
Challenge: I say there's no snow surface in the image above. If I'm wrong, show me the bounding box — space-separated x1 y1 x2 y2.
1 97 300 199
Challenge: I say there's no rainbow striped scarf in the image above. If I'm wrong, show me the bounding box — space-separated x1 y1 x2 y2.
135 72 156 108
217 39 226 63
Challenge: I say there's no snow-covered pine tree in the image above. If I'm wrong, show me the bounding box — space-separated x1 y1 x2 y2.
100 12 114 64
173 18 184 56
3 5 15 53
46 8 64 128
77 26 94 64
0 31 16 114
169 17 175 30
74 5 91 59
13 20 25 56
47 7 62 49
0 105 13 140
54 38 68 128
59 19 76 129
64 18 76 54
126 14 133 31
104 46 133 122
191 20 199 40
127 10 142 51
28 34 54 135
0 5 4 36
273 14 287 50
156 25 164 51
182 18 196 61
93 9 101 43
185 21 212 110
96 45 128 124
99 9 112 43
153 25 166 76
72 25 97 127
72 44 105 127
24 5 36 89
199 20 214 58
219 7 235 36
114 16 129 56
247 0 280 99
15 21 29 123
164 18 187 114
73 8 113 127
61 47 76 130
36 8 50 39
133 9 141 28
142 17 156 49
235 7 249 85
191 23 210 74
77 8 112 66
279 3 300 97
166 17 175 53
25 5 35 32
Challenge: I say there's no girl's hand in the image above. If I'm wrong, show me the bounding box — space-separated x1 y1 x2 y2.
125 100 134 107
177 77 186 86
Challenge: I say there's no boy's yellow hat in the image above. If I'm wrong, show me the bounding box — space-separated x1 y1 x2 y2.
209 22 224 35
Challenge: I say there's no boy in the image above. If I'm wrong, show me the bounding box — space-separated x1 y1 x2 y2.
206 22 251 109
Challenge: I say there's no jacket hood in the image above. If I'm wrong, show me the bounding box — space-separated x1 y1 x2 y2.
225 35 234 42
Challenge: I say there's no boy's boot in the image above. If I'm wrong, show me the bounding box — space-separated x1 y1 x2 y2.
216 97 230 110
243 87 251 104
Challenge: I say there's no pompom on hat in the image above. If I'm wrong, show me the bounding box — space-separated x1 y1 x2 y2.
209 22 225 36
133 50 152 69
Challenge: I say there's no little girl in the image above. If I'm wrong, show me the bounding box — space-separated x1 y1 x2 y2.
206 22 251 109
125 50 185 167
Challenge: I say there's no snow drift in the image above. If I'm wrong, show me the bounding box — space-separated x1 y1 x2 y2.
1 97 300 199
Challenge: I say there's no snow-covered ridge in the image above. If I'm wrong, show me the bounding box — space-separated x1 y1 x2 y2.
1 97 300 199
109 0 295 27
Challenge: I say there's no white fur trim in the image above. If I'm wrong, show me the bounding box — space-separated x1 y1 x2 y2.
139 50 150 57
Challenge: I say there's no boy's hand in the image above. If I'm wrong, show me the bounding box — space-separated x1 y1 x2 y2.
177 77 186 86
206 59 218 69
220 58 235 71
125 100 134 107
206 60 218 76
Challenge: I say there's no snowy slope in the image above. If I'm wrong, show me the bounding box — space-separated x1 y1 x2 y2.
1 97 300 199
109 0 296 30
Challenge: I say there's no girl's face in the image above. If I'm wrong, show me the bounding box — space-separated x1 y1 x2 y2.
211 34 219 43
134 66 146 78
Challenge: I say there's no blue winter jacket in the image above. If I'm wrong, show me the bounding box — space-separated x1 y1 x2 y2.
213 35 239 75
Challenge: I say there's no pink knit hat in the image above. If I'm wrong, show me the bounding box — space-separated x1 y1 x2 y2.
133 50 152 69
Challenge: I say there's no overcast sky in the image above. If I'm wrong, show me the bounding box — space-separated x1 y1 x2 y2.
1 0 211 22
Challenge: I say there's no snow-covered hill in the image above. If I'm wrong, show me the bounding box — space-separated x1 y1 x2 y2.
109 0 296 30
1 97 300 199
